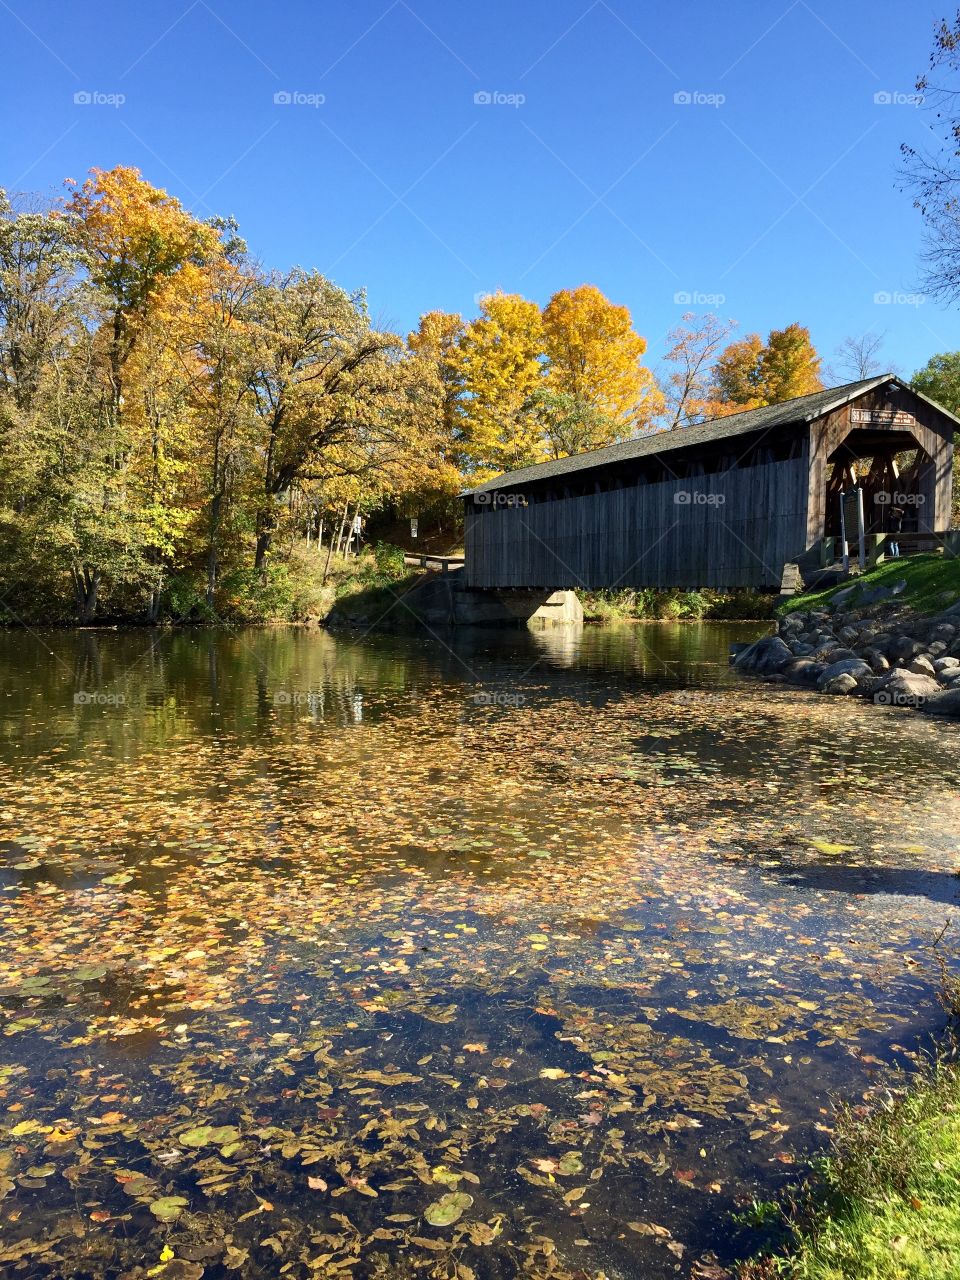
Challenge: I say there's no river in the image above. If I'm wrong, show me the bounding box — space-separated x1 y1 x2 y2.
1 622 960 1279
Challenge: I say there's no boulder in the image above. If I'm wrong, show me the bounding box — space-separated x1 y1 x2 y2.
821 672 859 695
940 667 960 686
923 689 960 718
934 656 960 673
931 622 957 644
780 613 804 632
814 646 858 663
890 579 908 596
858 647 890 674
888 635 921 663
732 635 793 674
783 659 827 685
875 669 941 707
908 654 937 677
858 585 894 605
790 642 816 657
817 658 872 690
830 586 857 608
838 625 860 645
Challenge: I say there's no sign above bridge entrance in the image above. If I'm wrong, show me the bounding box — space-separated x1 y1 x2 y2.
849 406 916 427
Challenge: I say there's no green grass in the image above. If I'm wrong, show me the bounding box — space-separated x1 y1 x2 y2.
779 553 960 618
743 1059 960 1280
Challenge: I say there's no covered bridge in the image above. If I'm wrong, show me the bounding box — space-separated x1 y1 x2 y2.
462 375 957 592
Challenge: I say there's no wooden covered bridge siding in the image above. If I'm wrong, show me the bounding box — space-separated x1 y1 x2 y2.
465 439 809 591
464 377 958 594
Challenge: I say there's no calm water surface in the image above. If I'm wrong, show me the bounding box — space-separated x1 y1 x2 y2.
2 622 960 1279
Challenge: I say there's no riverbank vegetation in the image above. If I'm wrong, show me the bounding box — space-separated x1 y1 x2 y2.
742 1043 960 1279
578 587 776 622
778 553 960 618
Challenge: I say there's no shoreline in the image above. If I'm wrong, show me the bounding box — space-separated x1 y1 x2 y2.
731 559 960 720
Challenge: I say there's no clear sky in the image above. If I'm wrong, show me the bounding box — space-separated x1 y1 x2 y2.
2 0 957 378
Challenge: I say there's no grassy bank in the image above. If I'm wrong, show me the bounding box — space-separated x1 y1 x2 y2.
778 553 960 618
577 587 777 623
741 1053 960 1279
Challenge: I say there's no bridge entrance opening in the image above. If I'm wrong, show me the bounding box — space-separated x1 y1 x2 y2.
822 427 928 539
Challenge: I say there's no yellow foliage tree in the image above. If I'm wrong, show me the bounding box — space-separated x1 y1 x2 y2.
449 292 547 478
712 324 823 416
542 284 660 438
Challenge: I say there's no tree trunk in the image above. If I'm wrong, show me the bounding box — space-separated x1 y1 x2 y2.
322 503 349 583
72 566 100 625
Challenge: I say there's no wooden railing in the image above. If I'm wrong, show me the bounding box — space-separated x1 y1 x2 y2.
403 554 466 576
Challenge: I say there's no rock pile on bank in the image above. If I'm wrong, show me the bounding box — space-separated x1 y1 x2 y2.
731 580 960 718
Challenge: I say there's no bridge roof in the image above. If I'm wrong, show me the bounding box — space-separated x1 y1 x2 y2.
462 374 954 495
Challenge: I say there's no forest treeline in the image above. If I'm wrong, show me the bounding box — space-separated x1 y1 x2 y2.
0 167 953 624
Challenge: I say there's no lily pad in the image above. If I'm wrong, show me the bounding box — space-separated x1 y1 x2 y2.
424 1191 473 1227
179 1124 240 1148
150 1195 189 1222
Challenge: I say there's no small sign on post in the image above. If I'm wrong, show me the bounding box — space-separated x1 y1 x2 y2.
840 488 866 573
410 518 418 539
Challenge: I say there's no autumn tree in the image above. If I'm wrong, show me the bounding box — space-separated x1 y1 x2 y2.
712 324 823 414
712 333 767 411
449 292 546 477
246 269 442 569
542 284 660 441
660 312 739 427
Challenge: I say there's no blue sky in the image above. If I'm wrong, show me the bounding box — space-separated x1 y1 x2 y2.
2 0 957 378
